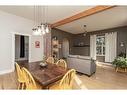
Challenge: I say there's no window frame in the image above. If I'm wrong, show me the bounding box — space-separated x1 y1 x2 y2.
96 35 105 56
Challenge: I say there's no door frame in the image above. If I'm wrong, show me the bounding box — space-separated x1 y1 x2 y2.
12 32 31 70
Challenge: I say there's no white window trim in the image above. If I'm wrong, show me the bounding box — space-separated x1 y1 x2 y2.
96 35 105 56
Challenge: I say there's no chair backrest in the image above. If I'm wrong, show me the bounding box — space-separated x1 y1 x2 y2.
46 57 54 64
59 69 76 89
56 59 67 69
15 62 23 82
22 67 37 89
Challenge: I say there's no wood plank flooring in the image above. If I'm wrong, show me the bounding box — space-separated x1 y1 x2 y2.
0 71 18 89
75 63 127 89
0 63 127 89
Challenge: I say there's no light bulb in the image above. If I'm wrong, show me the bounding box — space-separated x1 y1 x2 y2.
41 24 45 32
35 28 39 35
32 28 36 35
42 30 46 35
45 25 49 33
41 24 46 35
33 28 38 35
38 26 42 35
33 28 40 35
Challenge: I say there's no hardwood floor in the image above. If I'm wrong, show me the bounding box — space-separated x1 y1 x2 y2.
0 71 18 89
0 63 127 89
75 63 127 89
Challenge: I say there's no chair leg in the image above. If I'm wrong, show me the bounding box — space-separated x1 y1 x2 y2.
18 82 25 90
21 83 24 90
18 84 20 89
46 86 49 89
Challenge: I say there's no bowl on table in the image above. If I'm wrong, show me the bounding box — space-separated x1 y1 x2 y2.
39 62 47 68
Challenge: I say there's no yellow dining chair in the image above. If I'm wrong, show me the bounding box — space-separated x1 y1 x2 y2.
22 67 42 90
46 57 54 64
15 62 25 89
50 69 76 90
56 59 67 69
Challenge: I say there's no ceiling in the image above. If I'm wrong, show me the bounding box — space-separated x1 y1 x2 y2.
0 6 94 23
57 6 127 34
0 6 127 34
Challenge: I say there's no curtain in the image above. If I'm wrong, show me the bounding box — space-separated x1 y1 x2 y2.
105 32 117 62
20 35 25 58
90 35 96 60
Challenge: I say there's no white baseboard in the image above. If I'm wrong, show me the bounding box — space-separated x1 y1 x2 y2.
15 58 28 61
0 68 14 75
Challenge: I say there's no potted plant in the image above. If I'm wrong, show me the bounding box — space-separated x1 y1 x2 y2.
118 52 126 58
112 57 127 72
40 56 48 67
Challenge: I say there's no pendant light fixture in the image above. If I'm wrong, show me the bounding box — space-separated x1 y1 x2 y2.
45 23 50 33
32 6 51 36
83 25 87 36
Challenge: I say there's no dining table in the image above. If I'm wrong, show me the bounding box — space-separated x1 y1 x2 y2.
19 61 68 89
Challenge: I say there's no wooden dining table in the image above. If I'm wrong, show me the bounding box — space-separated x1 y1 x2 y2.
19 61 68 88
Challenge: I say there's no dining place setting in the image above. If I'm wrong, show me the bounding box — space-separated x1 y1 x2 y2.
15 56 76 90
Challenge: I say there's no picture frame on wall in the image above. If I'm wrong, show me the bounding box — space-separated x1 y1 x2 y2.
35 41 40 48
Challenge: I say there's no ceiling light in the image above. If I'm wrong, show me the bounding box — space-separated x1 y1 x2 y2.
83 25 87 36
32 6 51 36
45 24 50 33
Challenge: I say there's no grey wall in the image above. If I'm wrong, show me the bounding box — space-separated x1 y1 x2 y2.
72 26 127 62
52 26 127 61
117 27 127 56
51 28 74 58
15 35 20 60
72 33 90 56
90 26 127 56
96 56 105 62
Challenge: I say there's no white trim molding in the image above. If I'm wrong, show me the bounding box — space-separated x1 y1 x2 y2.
90 35 96 60
11 32 31 72
0 68 14 75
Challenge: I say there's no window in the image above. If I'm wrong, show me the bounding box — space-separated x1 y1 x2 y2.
96 35 105 56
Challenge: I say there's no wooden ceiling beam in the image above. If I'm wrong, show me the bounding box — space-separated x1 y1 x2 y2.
51 6 116 28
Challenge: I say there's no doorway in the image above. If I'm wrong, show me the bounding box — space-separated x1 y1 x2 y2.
15 34 29 63
62 38 69 59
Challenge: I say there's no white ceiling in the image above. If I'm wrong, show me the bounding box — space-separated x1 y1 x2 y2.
0 6 127 34
57 6 127 34
0 6 94 23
